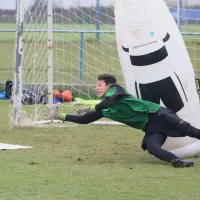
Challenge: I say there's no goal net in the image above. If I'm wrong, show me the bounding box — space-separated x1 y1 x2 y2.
11 0 122 126
11 0 200 127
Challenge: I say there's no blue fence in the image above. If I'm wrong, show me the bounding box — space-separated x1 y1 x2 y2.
170 8 200 23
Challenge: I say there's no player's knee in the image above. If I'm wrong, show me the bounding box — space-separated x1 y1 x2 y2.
147 144 161 155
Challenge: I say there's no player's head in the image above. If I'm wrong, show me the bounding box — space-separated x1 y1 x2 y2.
96 74 116 97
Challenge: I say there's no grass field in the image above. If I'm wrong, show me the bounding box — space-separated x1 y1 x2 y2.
1 101 200 200
0 23 200 199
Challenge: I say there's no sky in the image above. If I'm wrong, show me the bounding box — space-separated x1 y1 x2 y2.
0 0 32 10
0 0 198 10
0 0 114 10
0 0 16 10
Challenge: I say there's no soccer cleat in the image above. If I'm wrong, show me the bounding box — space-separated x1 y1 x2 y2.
171 159 194 168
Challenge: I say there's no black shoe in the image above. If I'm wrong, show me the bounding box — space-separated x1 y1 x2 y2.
172 159 194 168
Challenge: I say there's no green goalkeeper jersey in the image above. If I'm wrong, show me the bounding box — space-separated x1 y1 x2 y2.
94 84 160 130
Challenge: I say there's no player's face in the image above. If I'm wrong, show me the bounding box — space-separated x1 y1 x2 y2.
96 80 110 97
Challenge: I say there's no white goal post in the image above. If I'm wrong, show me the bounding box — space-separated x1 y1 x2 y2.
11 0 200 127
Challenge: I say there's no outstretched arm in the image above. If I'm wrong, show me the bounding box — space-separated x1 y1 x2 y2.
44 105 102 124
63 111 102 124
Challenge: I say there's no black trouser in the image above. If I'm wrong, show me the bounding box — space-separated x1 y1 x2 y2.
142 107 200 162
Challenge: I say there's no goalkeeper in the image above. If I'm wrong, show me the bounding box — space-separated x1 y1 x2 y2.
45 74 200 168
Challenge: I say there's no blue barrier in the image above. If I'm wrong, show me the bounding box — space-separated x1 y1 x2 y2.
170 8 200 22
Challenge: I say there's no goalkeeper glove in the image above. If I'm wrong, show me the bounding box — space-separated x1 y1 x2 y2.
44 105 66 121
77 106 90 115
76 105 96 115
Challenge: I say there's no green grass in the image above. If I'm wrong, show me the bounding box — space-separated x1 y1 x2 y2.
1 101 200 199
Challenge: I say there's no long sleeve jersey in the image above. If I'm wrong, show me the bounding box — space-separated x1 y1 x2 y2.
65 84 160 130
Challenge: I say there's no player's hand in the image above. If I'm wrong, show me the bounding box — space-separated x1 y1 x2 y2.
77 106 90 115
44 104 60 120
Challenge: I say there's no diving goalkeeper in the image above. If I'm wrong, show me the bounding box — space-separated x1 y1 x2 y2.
44 74 200 168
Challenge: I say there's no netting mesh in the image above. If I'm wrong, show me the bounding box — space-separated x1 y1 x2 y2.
177 1 200 76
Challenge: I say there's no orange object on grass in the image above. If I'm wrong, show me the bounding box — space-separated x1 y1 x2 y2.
62 90 72 101
53 90 62 98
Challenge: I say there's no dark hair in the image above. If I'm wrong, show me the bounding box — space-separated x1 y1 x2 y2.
97 74 117 85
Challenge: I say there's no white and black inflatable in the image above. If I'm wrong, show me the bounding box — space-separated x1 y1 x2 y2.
114 0 200 158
